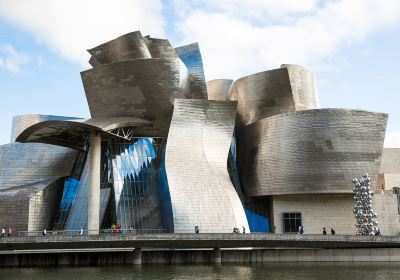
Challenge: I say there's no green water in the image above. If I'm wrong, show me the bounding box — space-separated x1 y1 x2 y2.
0 263 399 280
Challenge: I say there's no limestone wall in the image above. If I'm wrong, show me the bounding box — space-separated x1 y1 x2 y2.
272 194 356 235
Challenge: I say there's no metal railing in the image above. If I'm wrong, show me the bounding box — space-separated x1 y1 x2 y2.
17 228 169 237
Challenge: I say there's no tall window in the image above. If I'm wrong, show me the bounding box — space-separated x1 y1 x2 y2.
283 212 302 233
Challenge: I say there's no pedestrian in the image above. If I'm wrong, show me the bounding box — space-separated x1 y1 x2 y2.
7 227 12 237
79 227 83 235
242 226 246 234
42 229 47 236
195 225 199 234
298 225 302 234
331 228 335 235
323 227 327 235
300 226 304 234
375 228 381 236
0 228 5 237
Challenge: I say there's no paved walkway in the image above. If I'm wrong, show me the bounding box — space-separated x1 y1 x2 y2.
1 233 400 251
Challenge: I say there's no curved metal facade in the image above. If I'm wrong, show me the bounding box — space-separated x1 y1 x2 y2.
88 31 152 66
282 64 319 110
81 59 190 136
11 114 79 142
207 79 233 101
0 143 77 189
175 43 207 99
16 116 150 149
165 99 249 233
0 178 64 232
236 109 387 196
228 65 318 127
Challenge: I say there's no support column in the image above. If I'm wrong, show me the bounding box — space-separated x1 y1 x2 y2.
212 248 222 264
133 248 142 265
88 133 101 235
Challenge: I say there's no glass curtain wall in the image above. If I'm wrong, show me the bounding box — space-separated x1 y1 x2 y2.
53 136 172 232
108 137 167 231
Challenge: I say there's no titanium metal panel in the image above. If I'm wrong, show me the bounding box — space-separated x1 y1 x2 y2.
16 117 150 149
175 43 207 99
228 65 318 127
144 37 177 59
281 64 319 110
207 79 233 101
165 99 249 233
236 109 387 196
11 114 79 142
0 143 77 189
0 179 64 232
88 31 152 66
81 59 190 137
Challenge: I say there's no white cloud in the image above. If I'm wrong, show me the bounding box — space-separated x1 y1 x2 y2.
384 132 400 148
174 0 400 80
0 0 165 66
0 44 30 73
173 0 320 21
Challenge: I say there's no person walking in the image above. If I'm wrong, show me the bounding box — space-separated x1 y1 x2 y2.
42 229 47 236
0 228 5 237
7 227 12 237
79 228 83 235
242 226 246 234
300 226 304 234
331 228 335 235
323 227 327 235
195 225 199 234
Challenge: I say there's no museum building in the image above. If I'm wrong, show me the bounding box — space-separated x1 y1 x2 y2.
0 31 399 235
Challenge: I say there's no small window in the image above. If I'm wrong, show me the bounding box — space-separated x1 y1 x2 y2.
283 212 302 233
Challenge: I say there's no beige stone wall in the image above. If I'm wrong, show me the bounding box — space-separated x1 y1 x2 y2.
272 194 356 235
272 193 400 236
373 191 400 236
383 174 400 190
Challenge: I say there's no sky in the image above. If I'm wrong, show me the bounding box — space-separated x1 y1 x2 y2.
0 0 399 146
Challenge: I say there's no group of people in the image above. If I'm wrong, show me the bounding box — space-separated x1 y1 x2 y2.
322 227 336 235
297 226 336 235
194 226 247 234
233 226 246 234
0 227 12 237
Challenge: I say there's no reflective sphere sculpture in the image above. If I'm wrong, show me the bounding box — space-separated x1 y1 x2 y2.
352 173 378 235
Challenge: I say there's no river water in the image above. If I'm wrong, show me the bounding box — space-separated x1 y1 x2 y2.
0 263 399 280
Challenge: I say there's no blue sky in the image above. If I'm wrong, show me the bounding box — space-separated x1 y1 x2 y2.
0 0 399 146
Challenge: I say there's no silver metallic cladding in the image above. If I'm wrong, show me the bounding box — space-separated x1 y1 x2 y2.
11 114 80 142
228 65 318 127
207 79 233 101
175 43 208 99
0 143 78 189
236 109 388 196
281 64 319 110
88 31 152 66
81 58 190 137
0 178 64 232
165 99 249 233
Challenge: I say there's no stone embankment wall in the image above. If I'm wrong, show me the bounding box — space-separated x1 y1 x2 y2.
1 248 400 267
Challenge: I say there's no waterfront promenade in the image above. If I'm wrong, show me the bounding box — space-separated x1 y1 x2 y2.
1 233 400 251
1 233 400 266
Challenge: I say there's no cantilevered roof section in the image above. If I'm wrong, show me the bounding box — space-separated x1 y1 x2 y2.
15 117 151 149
